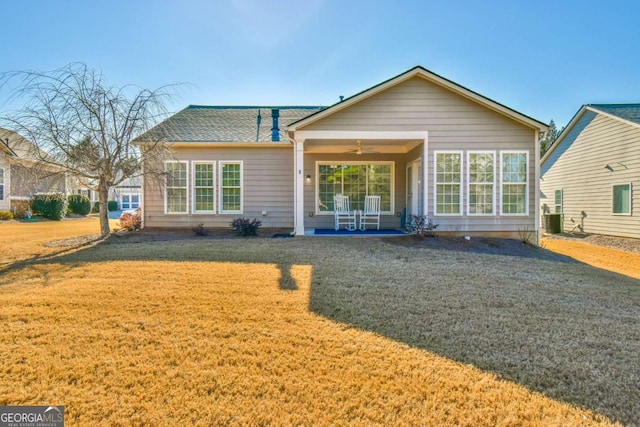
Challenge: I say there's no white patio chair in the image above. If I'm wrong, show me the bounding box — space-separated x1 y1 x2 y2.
334 195 357 231
359 195 381 230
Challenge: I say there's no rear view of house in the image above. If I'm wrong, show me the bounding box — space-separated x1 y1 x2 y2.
541 104 640 239
140 66 548 238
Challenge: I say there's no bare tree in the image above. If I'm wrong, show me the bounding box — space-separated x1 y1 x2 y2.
0 63 175 237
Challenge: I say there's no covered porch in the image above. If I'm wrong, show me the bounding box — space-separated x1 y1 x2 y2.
289 130 429 236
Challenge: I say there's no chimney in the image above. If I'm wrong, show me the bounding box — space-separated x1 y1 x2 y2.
271 108 280 141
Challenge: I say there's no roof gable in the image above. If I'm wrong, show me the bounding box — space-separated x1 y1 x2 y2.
287 65 548 132
542 103 640 164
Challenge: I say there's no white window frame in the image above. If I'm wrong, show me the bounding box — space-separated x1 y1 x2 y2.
164 160 189 214
192 161 216 214
121 193 140 210
500 150 529 216
314 161 395 215
434 150 463 216
554 189 563 214
612 183 632 216
219 161 243 214
467 151 495 216
0 167 4 201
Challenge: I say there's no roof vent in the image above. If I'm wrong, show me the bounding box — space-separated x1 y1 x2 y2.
271 108 280 142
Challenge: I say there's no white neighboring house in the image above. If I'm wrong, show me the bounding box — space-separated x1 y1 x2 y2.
67 176 141 210
541 104 640 239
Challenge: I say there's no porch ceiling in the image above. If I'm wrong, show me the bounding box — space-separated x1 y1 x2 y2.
303 139 422 154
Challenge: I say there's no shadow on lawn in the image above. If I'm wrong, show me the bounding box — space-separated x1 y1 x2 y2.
307 239 640 426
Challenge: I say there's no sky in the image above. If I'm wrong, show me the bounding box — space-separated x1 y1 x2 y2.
1 0 639 128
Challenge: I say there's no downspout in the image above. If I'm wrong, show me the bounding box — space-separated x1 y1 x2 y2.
288 133 297 236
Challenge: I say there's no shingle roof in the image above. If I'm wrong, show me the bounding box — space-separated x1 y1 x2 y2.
588 104 640 125
140 105 325 143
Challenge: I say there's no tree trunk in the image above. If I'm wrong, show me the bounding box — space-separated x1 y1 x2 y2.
98 180 111 237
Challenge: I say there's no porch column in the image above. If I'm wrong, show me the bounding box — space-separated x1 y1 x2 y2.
294 138 305 236
422 133 429 217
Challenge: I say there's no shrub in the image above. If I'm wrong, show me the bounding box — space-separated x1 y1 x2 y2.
67 194 92 216
118 209 141 231
408 215 438 238
92 202 100 213
231 217 261 236
108 200 118 212
0 210 14 220
31 193 68 220
192 223 209 236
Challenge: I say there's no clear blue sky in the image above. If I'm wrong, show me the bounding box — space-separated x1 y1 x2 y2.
1 0 639 128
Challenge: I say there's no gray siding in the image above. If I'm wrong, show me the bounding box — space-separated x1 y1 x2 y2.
144 146 294 228
300 76 537 234
0 156 9 211
541 111 640 239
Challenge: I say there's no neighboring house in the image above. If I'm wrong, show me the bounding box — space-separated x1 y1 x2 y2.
540 104 640 239
0 128 66 216
139 66 548 238
67 176 141 209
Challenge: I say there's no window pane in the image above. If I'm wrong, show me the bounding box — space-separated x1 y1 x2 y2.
166 162 187 187
469 184 493 214
368 164 391 211
195 188 214 211
554 189 562 213
436 153 461 214
501 153 527 214
1 168 4 200
502 184 526 214
221 163 241 212
167 188 187 213
195 164 214 187
469 153 494 215
613 184 630 214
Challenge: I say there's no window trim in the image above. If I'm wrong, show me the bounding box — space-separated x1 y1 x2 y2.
192 161 216 214
314 161 395 215
434 150 463 216
554 189 563 214
121 193 141 210
612 182 632 216
219 161 243 214
164 160 189 214
466 151 496 216
500 150 529 216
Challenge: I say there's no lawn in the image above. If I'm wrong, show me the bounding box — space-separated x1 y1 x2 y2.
1 219 638 426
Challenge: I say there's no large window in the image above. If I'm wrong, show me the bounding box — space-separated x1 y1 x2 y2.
121 193 140 210
0 168 4 201
193 162 216 213
501 151 528 215
165 161 188 213
612 183 631 215
220 162 242 213
317 162 393 213
435 152 462 215
467 152 495 215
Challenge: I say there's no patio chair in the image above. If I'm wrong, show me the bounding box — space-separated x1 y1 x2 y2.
359 195 381 230
334 195 357 231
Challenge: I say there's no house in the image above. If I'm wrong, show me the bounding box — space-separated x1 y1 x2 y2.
140 66 548 238
67 176 141 210
540 104 640 239
0 128 66 216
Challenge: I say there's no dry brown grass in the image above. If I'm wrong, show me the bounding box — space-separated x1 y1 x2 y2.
1 221 637 426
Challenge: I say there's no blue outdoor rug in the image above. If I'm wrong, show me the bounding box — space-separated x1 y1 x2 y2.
313 228 406 236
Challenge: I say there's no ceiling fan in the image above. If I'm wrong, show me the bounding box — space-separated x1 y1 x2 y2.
345 140 379 155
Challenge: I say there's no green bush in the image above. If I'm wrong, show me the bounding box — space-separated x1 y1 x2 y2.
31 193 68 220
92 202 100 213
67 194 92 216
0 210 14 220
108 200 118 211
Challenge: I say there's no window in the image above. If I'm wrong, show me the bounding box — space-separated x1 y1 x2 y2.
220 162 242 213
121 193 140 210
554 189 563 213
467 152 495 215
317 162 393 213
0 168 4 201
435 152 462 215
612 183 631 215
165 161 188 213
501 151 528 215
193 162 216 213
